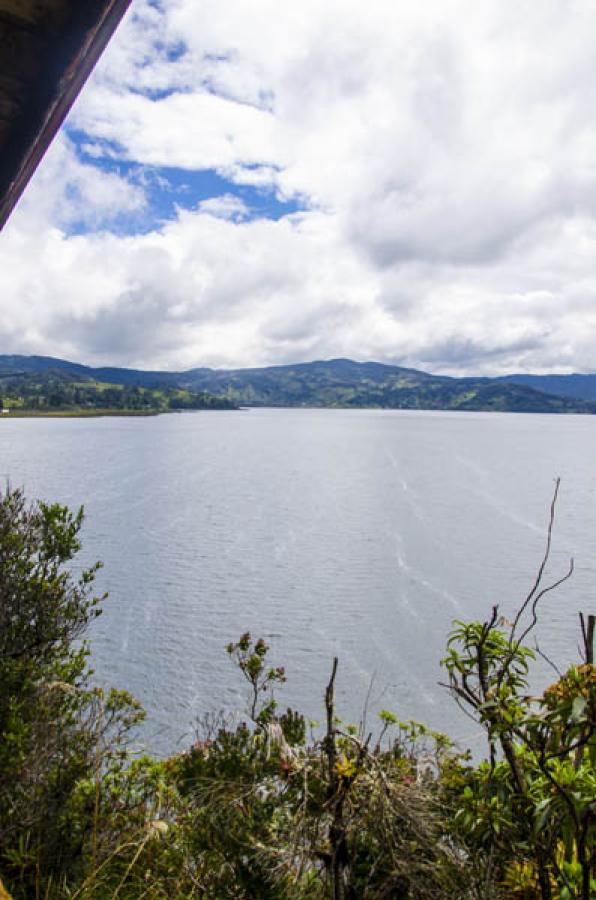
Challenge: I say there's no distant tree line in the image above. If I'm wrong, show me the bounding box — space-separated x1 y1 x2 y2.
0 372 236 412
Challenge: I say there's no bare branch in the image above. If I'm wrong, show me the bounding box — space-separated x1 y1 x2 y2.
509 477 560 648
579 612 595 665
517 558 574 647
533 641 562 679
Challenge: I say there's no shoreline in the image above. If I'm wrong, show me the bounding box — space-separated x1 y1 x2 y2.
1 409 162 418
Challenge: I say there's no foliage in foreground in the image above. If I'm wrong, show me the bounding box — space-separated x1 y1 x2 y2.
0 485 593 899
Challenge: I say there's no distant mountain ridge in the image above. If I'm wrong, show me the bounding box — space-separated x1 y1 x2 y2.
1 354 595 414
0 362 236 413
499 372 596 402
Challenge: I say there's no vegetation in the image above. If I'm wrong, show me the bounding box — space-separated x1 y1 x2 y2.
1 355 595 413
0 370 236 415
0 485 593 898
169 360 596 413
500 373 596 403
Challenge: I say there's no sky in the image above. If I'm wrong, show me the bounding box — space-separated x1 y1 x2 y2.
2 0 596 375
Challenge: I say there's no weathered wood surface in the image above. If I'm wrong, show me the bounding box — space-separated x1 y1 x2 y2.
0 0 69 29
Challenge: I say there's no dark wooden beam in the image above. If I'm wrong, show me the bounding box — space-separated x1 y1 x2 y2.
0 0 133 230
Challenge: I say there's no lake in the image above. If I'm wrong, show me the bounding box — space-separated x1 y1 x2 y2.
1 408 595 755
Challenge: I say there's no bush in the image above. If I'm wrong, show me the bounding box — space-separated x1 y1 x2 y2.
0 484 592 899
0 487 143 898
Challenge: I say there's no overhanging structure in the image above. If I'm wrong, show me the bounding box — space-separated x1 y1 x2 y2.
0 0 132 230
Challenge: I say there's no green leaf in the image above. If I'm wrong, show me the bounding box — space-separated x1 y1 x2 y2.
570 696 587 722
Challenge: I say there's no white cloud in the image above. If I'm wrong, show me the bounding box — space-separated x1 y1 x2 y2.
3 0 596 374
198 193 249 220
15 133 146 230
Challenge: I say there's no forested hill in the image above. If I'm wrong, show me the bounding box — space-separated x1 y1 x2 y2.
0 355 595 413
500 372 596 402
173 359 596 413
0 368 236 414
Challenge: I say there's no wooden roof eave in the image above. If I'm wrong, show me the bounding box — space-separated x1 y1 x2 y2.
0 0 133 231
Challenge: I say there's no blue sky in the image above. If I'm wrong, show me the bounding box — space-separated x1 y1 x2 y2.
2 0 596 374
66 125 302 236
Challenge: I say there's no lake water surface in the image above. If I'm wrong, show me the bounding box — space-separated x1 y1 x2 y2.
1 408 595 754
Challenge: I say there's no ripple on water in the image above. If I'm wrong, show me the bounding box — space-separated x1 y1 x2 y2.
0 408 593 753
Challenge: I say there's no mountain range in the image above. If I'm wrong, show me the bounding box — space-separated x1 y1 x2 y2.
1 354 596 414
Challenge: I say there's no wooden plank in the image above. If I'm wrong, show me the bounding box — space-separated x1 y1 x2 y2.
0 72 24 101
0 0 69 29
0 121 12 146
0 20 46 81
0 0 134 229
0 89 23 122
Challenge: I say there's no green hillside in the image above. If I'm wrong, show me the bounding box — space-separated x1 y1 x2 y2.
0 355 594 413
174 359 596 412
0 369 236 415
502 372 596 401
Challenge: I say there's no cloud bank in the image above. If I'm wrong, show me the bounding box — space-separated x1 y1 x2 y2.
2 0 596 374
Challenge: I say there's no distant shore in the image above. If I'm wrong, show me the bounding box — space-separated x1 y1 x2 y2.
1 409 162 418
